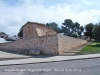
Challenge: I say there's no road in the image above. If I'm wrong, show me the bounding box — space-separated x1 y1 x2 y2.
0 58 100 75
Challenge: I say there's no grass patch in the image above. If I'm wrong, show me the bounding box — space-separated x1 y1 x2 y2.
75 42 100 55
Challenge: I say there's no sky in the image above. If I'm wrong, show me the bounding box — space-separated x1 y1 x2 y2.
0 0 100 36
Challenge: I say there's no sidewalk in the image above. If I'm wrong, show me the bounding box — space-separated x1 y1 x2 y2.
0 50 32 60
0 53 100 66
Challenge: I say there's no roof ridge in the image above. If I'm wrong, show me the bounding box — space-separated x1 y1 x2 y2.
22 21 56 32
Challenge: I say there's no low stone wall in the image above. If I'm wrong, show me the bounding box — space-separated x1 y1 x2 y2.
0 34 58 55
0 34 87 55
58 34 87 54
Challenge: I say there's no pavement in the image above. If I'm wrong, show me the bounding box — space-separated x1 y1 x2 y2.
0 50 32 61
0 42 100 66
0 53 100 66
1 57 100 75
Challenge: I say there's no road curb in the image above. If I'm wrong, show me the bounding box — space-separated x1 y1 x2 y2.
0 55 100 66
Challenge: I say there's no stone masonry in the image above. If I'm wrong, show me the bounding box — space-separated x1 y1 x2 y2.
23 22 57 39
0 22 87 55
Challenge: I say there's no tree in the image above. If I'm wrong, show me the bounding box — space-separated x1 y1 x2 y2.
46 22 62 33
74 22 83 37
78 26 84 37
74 22 80 32
18 28 23 37
62 19 74 36
62 19 83 37
85 23 94 41
78 31 82 37
80 26 84 32
71 33 78 38
84 32 89 38
92 23 100 42
0 32 5 34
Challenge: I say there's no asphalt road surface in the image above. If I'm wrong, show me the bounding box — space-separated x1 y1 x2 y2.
0 58 100 75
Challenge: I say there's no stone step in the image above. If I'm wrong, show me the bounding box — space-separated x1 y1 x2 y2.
71 49 82 51
60 53 75 56
65 51 79 53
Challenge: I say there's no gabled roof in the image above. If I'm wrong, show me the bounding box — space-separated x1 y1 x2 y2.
22 22 55 31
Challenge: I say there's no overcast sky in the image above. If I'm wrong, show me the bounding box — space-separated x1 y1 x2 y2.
0 0 100 36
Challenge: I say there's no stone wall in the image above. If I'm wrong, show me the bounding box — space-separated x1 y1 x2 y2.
0 34 87 55
58 34 87 54
0 34 58 55
23 22 57 39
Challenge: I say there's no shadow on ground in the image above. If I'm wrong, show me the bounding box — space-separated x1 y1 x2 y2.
0 50 55 59
88 44 100 47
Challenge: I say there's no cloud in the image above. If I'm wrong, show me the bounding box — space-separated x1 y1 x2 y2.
0 0 100 36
